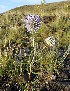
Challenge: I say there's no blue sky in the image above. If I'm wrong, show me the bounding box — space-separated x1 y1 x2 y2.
0 0 67 13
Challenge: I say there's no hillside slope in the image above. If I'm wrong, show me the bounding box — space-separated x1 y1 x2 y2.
0 1 70 43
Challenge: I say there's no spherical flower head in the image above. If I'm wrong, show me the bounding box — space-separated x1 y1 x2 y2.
45 36 56 47
24 14 42 32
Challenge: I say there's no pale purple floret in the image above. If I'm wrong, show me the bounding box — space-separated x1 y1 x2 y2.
24 14 42 32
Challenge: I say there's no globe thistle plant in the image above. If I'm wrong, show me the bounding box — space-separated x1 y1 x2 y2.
24 14 42 88
45 36 56 47
24 14 42 32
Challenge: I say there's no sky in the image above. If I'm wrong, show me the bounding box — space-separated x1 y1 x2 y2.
0 0 68 13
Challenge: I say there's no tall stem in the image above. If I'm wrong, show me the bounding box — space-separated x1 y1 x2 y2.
28 30 35 91
32 36 35 61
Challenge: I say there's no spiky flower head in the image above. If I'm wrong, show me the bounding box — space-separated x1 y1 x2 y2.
24 14 42 32
45 36 56 47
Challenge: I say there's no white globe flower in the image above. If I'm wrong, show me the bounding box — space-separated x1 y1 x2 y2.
45 36 56 47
